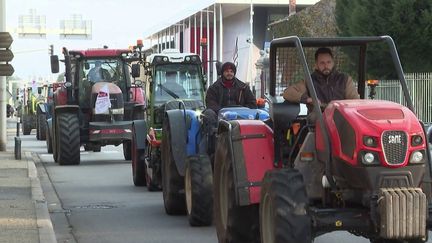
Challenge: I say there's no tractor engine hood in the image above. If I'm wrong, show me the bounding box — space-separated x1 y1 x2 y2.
91 82 124 116
316 99 426 168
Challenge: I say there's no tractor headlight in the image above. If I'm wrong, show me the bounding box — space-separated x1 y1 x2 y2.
163 57 168 62
411 135 423 146
363 136 377 147
364 153 375 164
64 82 72 88
185 56 191 62
410 150 425 164
360 151 380 165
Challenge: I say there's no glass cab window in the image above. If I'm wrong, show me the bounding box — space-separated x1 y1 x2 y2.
153 64 204 104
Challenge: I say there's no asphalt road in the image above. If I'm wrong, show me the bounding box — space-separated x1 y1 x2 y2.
20 131 432 243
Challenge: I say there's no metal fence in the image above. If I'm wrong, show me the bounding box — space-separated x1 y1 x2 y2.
368 73 432 123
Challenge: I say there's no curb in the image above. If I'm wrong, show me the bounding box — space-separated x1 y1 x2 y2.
26 152 57 243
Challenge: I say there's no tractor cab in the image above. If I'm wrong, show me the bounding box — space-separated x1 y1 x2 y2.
144 49 206 128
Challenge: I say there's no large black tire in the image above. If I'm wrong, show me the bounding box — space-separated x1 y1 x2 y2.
131 126 146 186
185 155 213 226
214 131 260 243
123 141 131 160
57 113 80 165
161 119 186 215
46 123 53 154
37 113 47 140
22 114 32 135
260 169 312 243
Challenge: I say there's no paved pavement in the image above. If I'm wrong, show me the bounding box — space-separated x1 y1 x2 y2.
0 117 56 243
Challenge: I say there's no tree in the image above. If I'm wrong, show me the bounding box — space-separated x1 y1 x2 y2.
336 0 432 75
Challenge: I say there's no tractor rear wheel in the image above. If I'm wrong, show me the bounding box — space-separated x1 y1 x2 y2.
185 155 213 226
161 119 186 215
260 168 312 243
131 126 146 186
214 131 260 243
57 113 80 165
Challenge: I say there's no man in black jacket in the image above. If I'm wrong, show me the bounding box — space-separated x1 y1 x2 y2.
203 62 257 154
205 62 257 113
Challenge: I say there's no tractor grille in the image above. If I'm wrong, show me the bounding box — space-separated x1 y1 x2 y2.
381 131 407 165
378 187 427 239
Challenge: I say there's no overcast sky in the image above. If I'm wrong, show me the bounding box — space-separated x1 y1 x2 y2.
5 0 211 81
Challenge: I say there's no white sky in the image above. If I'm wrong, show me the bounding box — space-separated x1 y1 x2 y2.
5 0 208 81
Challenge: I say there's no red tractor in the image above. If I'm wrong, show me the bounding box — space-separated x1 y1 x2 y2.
213 36 432 242
48 47 145 165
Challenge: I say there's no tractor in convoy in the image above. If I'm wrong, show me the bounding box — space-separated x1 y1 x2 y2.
49 47 145 165
35 84 52 141
21 86 45 135
130 49 206 194
213 36 432 243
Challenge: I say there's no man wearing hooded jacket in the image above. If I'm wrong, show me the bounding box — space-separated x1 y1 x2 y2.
202 62 257 154
206 61 257 113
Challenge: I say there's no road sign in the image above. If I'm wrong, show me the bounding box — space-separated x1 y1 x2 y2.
0 64 14 76
0 32 13 49
0 49 13 62
0 32 14 76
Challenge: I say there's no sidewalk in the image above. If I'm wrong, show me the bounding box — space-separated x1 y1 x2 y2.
0 117 56 243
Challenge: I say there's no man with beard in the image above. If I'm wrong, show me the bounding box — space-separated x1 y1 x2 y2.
203 61 257 154
205 61 257 113
283 47 359 121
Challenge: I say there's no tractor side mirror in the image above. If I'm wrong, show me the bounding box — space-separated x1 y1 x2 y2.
50 55 59 73
131 64 140 78
84 62 90 70
37 87 42 95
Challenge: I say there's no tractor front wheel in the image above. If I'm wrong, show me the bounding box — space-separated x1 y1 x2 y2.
46 122 52 154
161 119 186 215
57 113 80 165
214 131 260 243
123 141 131 160
22 114 32 135
131 126 146 187
37 112 46 140
260 168 312 243
185 155 213 226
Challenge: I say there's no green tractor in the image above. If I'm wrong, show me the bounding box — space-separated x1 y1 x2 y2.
130 49 206 193
21 86 46 136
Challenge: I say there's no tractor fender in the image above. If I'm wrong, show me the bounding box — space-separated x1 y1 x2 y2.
54 105 80 116
132 119 147 150
218 119 275 206
166 109 187 176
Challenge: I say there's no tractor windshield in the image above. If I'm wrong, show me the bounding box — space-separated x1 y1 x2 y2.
83 59 125 84
153 64 204 103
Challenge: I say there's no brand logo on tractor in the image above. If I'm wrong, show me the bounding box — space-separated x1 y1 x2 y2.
388 135 402 144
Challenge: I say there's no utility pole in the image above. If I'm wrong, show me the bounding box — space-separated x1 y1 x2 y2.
0 0 6 151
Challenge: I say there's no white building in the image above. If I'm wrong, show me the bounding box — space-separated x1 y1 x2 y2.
145 0 320 92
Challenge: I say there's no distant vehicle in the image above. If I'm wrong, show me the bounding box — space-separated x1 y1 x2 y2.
48 47 145 165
